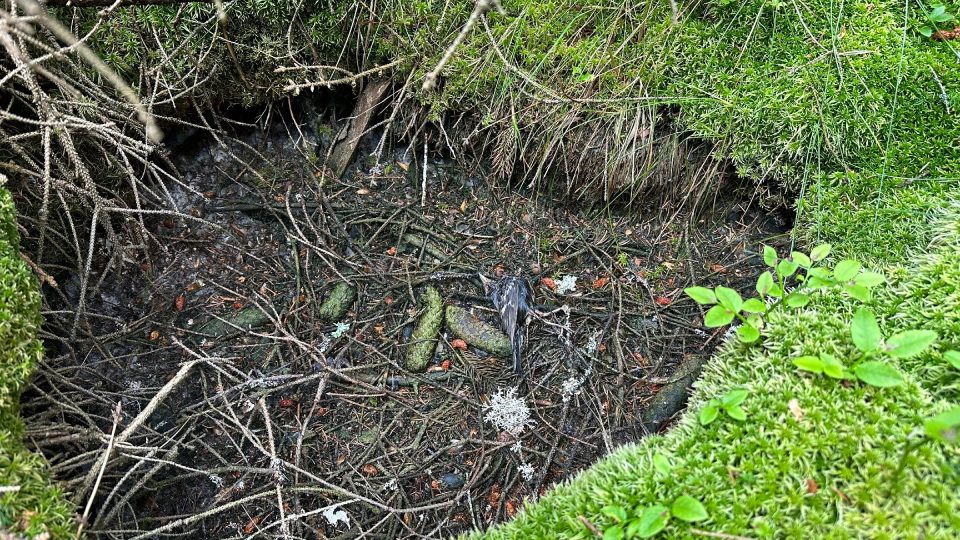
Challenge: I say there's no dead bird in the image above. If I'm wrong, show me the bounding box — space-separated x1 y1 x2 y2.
478 273 531 374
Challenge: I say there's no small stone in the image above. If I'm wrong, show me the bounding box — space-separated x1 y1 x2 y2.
440 473 464 490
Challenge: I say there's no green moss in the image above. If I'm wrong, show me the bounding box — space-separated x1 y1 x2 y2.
470 209 960 539
0 187 74 538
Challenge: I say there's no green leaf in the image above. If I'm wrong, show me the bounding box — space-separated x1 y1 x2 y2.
810 244 831 262
833 260 861 281
820 354 845 379
685 286 716 305
919 25 934 37
931 5 946 18
601 505 628 523
767 284 784 298
762 245 778 267
807 276 832 289
714 286 743 312
923 406 960 443
845 284 870 303
722 388 749 407
854 361 904 388
756 271 774 296
777 258 798 278
603 525 624 540
704 305 735 328
699 401 720 425
791 251 811 268
652 453 672 476
737 324 760 343
784 293 810 308
793 355 824 374
886 330 938 359
853 271 885 288
742 298 767 313
945 351 960 370
851 308 881 353
670 496 709 523
634 505 670 538
724 404 747 421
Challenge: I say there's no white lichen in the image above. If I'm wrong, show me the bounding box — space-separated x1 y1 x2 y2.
483 387 534 436
555 274 578 295
322 505 351 528
518 462 535 482
331 321 351 339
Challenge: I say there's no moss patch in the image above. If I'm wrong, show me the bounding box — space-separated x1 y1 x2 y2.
0 187 74 538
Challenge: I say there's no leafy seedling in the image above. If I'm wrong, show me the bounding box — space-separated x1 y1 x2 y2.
794 308 938 388
700 388 748 425
686 244 883 344
919 4 957 37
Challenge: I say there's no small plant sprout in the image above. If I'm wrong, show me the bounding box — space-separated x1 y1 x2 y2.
792 308 938 388
685 244 885 344
600 495 709 538
918 4 957 37
699 388 749 425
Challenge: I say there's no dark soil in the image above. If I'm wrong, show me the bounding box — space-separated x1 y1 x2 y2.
22 99 790 539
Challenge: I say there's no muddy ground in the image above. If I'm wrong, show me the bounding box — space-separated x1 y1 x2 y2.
21 98 790 539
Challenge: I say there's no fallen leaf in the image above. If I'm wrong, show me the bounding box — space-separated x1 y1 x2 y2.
709 263 726 273
597 342 607 353
460 200 468 213
361 463 378 476
451 339 468 350
336 454 346 465
832 487 851 504
233 301 243 309
174 294 186 312
386 246 397 256
357 188 370 195
541 277 557 290
662 261 675 270
279 398 294 408
505 500 517 517
494 265 505 278
488 485 502 506
788 399 804 422
149 329 160 341
592 276 610 289
805 478 818 494
441 359 451 370
396 161 409 172
243 515 262 534
431 479 441 490
385 296 394 306
655 296 673 306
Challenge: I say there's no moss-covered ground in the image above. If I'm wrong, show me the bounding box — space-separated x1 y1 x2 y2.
0 186 74 538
